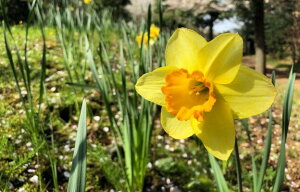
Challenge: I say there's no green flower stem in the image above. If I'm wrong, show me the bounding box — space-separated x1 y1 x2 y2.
234 137 243 192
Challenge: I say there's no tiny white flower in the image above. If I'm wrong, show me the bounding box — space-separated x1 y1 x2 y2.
147 162 152 169
26 142 32 147
166 178 171 184
103 127 109 132
51 87 56 92
17 187 27 192
63 171 70 178
27 169 35 173
29 175 38 185
93 116 101 121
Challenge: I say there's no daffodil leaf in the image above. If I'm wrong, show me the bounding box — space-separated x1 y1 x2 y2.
209 154 229 192
272 67 295 192
67 99 87 192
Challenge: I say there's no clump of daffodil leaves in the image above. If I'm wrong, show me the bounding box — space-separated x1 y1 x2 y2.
135 28 277 160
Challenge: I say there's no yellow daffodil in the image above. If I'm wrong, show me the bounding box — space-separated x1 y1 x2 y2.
136 24 160 47
135 28 277 160
83 0 91 4
49 31 54 36
136 33 155 47
150 24 160 39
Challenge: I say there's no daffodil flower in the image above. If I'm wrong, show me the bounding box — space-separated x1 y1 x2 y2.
135 28 277 160
49 31 54 36
136 33 155 47
136 24 160 47
83 0 91 4
149 24 160 39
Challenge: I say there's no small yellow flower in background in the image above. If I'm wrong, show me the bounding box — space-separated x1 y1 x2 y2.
136 24 160 47
136 33 146 47
19 20 23 25
135 28 277 160
83 0 91 4
135 32 154 47
49 31 54 36
150 24 160 39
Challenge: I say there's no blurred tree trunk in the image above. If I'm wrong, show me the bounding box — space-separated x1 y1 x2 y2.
253 0 266 74
208 18 214 40
290 1 300 71
208 12 219 40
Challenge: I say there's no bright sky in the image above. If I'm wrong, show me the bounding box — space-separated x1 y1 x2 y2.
213 17 243 33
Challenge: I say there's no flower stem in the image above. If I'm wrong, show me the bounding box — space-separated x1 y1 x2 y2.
234 137 243 192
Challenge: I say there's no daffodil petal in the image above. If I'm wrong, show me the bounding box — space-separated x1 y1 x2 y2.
135 66 177 106
161 107 194 139
216 65 277 119
191 100 235 160
199 33 242 84
165 28 207 72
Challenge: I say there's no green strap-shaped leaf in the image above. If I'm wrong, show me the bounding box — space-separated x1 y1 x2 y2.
209 154 229 192
257 71 276 192
272 67 295 192
234 138 243 192
67 99 87 192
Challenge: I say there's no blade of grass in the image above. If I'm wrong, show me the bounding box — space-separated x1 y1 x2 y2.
272 67 295 192
121 25 136 82
67 99 87 192
257 71 276 191
55 12 73 82
252 156 258 192
147 4 151 49
85 36 130 190
35 3 61 190
24 0 38 99
157 0 163 29
34 2 47 118
234 138 243 192
208 154 229 192
241 118 258 192
118 41 134 187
